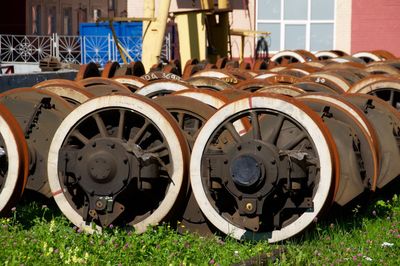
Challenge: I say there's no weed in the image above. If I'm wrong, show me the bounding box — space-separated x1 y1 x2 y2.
0 194 399 265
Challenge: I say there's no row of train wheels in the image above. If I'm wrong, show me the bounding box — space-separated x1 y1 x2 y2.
1 49 400 243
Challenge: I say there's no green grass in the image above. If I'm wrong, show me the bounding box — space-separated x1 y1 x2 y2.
1 191 399 265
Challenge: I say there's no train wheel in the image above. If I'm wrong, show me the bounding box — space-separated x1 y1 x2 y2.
154 95 217 235
136 80 195 98
0 104 29 215
112 76 149 92
0 88 73 197
190 94 339 242
34 79 93 105
48 94 190 233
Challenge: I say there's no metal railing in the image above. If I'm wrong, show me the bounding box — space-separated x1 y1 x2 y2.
0 33 171 67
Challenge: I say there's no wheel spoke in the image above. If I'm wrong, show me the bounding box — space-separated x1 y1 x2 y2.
250 111 261 140
93 113 108 137
116 109 126 139
281 132 307 150
71 130 89 145
130 119 150 144
265 115 285 144
224 122 242 143
389 90 395 106
192 119 200 132
177 112 184 129
145 143 167 153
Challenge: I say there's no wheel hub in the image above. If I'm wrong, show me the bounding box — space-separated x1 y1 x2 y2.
87 151 116 183
230 154 263 187
224 140 278 197
73 138 133 196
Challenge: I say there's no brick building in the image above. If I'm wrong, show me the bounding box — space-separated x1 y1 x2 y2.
25 0 128 35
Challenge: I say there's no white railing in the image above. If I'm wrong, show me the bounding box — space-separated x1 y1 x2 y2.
0 33 171 67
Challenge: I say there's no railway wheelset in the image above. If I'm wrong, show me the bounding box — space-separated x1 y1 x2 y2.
1 49 400 243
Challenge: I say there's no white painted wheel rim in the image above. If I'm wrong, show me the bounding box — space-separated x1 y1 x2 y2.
136 81 191 98
0 115 21 212
190 95 334 242
353 52 382 62
270 51 307 63
48 94 186 233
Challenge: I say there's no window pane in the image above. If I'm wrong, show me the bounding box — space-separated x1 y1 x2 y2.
284 0 307 20
311 0 334 20
284 24 306 49
310 23 333 51
258 0 281 20
258 23 280 51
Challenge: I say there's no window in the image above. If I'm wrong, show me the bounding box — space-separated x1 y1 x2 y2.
108 0 116 11
32 5 42 35
256 0 335 52
93 9 102 22
77 6 87 34
47 6 57 35
63 7 72 35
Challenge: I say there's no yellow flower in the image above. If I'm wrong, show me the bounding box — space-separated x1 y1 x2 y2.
49 220 56 232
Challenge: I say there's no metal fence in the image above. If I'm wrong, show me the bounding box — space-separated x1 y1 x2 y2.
0 33 171 67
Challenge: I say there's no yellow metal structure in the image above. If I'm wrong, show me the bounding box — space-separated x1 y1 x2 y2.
174 12 207 66
173 0 232 64
141 0 172 70
101 0 249 70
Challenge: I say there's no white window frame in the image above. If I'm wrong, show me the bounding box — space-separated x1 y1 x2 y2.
256 0 336 53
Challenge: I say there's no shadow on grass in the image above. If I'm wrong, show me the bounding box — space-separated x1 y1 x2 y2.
291 176 400 243
13 190 64 229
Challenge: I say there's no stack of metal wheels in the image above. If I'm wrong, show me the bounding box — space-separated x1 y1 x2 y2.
1 49 400 243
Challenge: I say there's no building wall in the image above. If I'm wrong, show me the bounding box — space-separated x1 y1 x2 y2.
127 0 253 59
352 0 400 56
335 0 352 53
230 1 256 60
26 0 128 35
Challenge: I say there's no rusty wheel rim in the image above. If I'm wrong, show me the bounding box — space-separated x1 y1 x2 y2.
112 76 149 92
48 94 190 233
154 95 216 149
0 88 73 197
298 94 380 198
343 93 400 188
293 82 339 94
76 62 100 81
141 71 182 82
136 80 194 98
365 64 400 75
186 76 234 91
190 94 339 242
315 50 344 60
349 78 400 111
258 85 306 97
102 61 120 78
270 50 311 65
173 89 251 135
262 74 300 85
191 69 240 85
0 104 29 215
78 77 132 96
300 75 347 94
235 79 273 92
34 79 94 105
353 52 384 63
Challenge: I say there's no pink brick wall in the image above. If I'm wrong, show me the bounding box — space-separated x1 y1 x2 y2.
352 0 400 56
